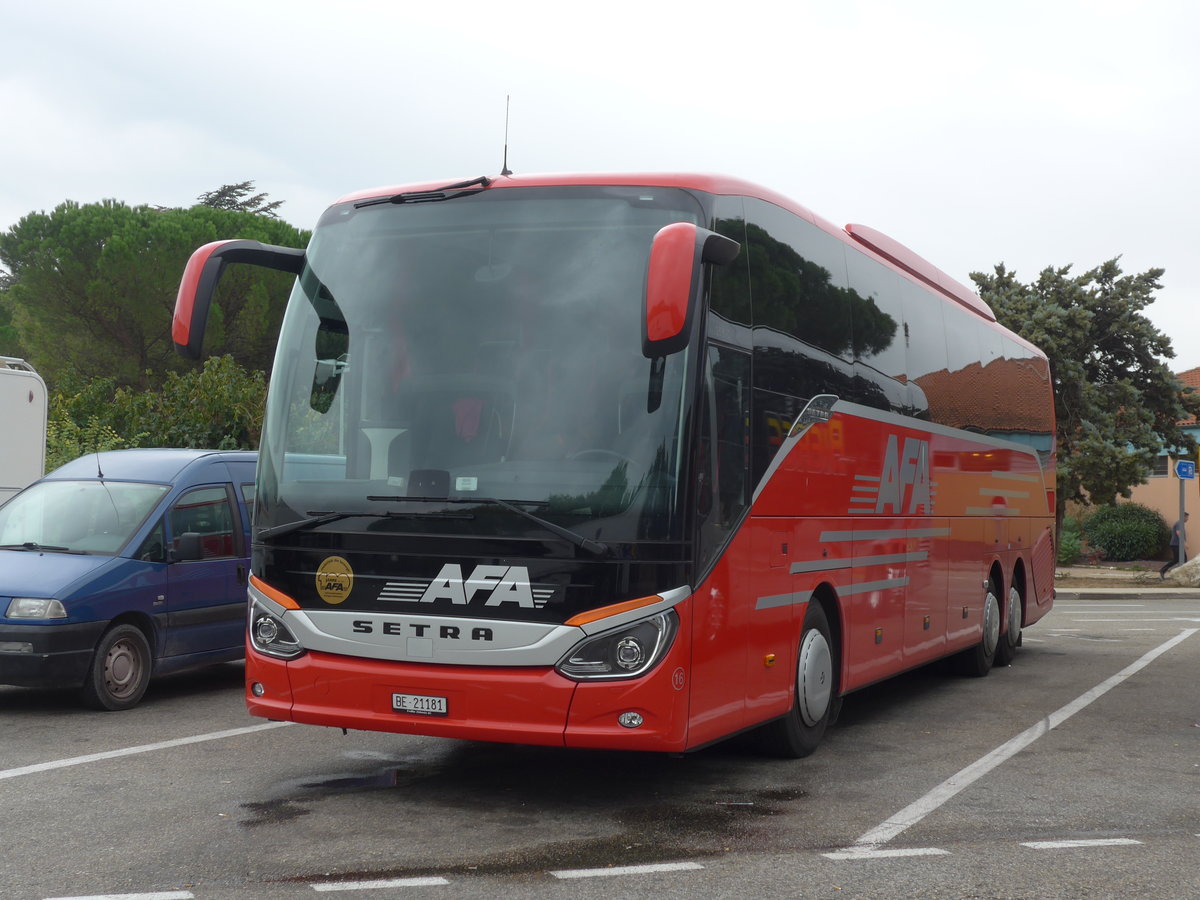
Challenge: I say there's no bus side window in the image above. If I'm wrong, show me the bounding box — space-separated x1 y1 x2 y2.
697 344 751 569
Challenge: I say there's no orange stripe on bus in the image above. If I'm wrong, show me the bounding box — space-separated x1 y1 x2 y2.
250 574 300 610
564 594 663 627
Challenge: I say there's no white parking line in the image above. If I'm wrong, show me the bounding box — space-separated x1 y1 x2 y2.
823 846 949 860
312 877 450 891
0 721 292 781
825 628 1199 859
1021 838 1142 850
550 862 704 879
1069 618 1200 623
1056 607 1137 614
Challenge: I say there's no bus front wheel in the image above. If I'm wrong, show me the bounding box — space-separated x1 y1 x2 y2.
757 601 839 758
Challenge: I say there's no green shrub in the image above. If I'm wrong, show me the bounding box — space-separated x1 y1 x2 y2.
1057 517 1083 565
44 356 264 469
1081 503 1170 562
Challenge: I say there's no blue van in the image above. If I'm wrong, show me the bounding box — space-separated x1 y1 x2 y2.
0 449 256 710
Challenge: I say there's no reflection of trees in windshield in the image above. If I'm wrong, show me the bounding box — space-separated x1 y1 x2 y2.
547 462 633 516
715 220 898 359
543 442 676 539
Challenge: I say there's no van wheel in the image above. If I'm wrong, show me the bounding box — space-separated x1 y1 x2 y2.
994 583 1022 666
956 578 1000 678
80 624 152 711
757 602 839 758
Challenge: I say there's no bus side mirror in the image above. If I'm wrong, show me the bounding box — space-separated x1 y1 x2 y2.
642 223 740 358
172 240 305 360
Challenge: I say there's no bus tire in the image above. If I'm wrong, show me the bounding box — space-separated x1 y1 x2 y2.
79 624 152 711
994 583 1022 666
956 578 1000 678
757 601 838 758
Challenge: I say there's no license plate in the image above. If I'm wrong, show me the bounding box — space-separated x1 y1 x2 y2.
392 692 448 716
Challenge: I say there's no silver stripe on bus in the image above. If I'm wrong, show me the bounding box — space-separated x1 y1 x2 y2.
839 577 910 595
820 528 951 542
755 575 911 612
755 593 804 610
789 551 928 575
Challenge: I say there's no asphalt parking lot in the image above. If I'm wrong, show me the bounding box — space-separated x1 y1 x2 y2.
2 594 1198 900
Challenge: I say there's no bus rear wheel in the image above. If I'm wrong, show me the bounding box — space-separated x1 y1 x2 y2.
994 583 1022 666
956 578 1000 678
757 601 838 758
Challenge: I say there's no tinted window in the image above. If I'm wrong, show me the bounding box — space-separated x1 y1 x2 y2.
744 198 854 360
708 195 751 326
901 280 949 420
1000 337 1055 465
845 251 905 413
170 486 236 560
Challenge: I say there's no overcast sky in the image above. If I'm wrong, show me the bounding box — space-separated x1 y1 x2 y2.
4 0 1198 370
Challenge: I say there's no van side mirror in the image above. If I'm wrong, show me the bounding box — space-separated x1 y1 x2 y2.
172 532 204 562
173 240 305 360
642 223 740 358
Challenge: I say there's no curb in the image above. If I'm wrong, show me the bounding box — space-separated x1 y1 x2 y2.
1053 587 1200 600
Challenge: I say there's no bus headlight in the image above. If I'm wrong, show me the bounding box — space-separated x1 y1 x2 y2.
249 599 304 659
556 609 678 680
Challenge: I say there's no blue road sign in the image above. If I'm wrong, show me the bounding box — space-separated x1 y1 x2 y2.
1176 460 1196 480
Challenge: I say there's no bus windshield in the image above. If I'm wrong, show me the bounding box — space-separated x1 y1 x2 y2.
257 185 705 546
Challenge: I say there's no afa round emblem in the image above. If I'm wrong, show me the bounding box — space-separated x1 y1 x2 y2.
315 556 354 605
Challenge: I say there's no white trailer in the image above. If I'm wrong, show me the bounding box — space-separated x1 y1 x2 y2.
0 357 48 504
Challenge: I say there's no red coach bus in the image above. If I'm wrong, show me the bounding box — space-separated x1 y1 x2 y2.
173 173 1056 757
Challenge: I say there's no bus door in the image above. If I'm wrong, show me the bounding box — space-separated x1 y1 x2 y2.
691 340 753 744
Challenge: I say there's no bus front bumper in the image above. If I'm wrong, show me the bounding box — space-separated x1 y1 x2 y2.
245 636 691 752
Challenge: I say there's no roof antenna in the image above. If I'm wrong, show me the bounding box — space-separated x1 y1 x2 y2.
500 95 513 176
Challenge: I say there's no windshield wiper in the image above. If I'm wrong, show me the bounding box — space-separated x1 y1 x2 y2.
369 495 611 559
354 176 492 208
0 542 81 554
256 507 474 542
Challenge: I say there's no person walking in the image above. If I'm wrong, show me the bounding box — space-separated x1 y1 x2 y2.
1161 511 1189 578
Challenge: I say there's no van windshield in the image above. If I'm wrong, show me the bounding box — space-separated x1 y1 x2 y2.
0 481 169 555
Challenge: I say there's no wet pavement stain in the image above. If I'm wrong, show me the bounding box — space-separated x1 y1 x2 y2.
239 798 312 828
301 769 400 791
267 753 812 885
